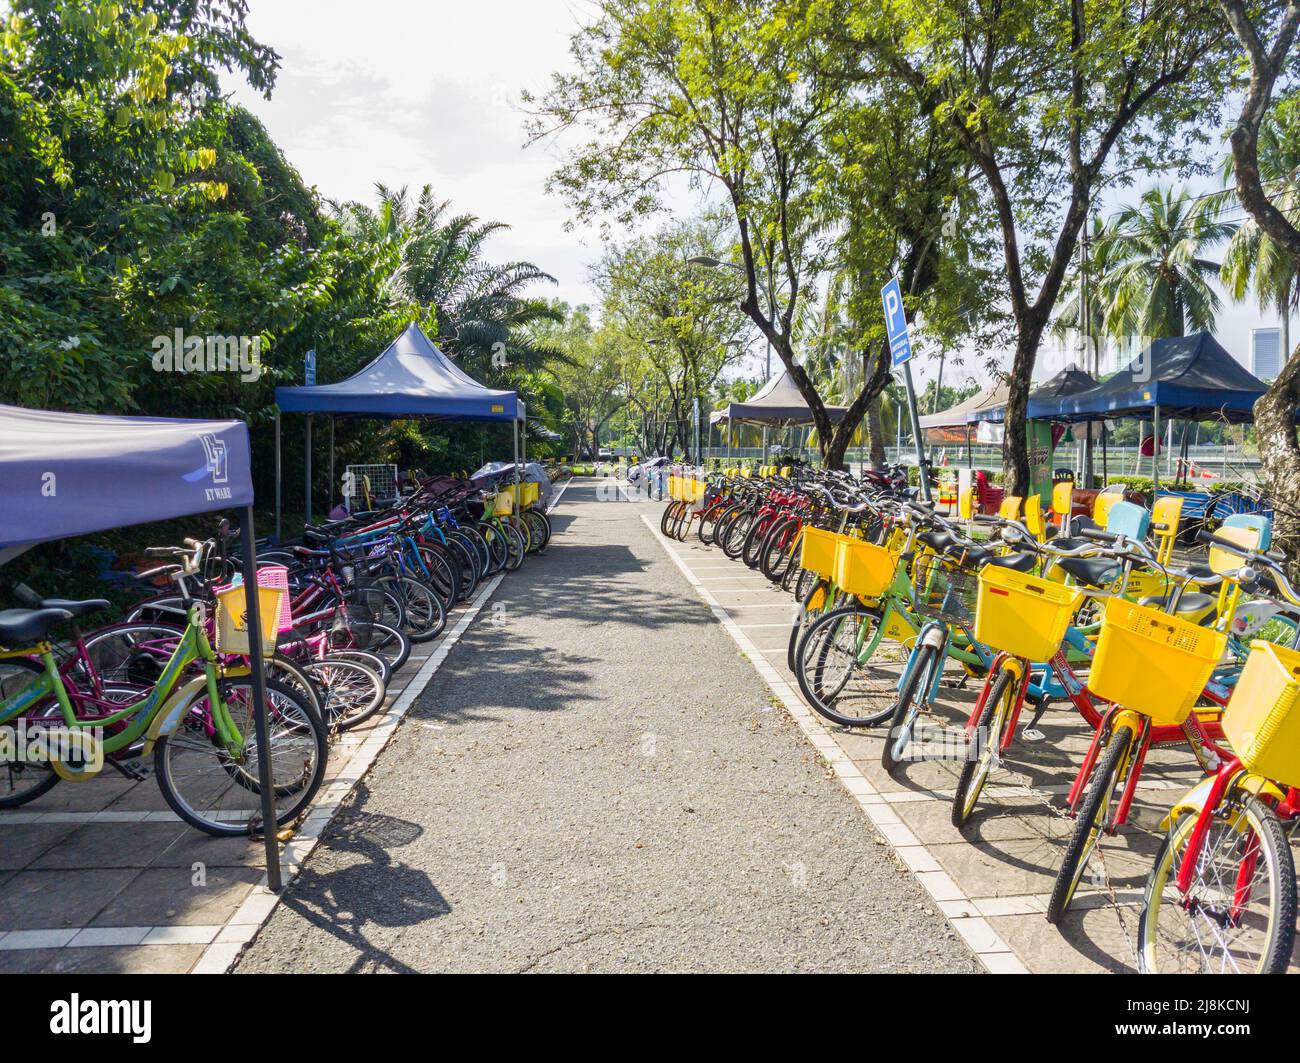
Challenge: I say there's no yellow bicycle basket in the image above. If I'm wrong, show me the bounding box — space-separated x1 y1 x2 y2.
491 490 514 516
1089 597 1227 726
799 526 840 580
214 584 285 658
974 567 1081 662
1223 640 1300 789
833 537 896 599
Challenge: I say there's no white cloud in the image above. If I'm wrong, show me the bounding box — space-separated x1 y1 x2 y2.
226 0 605 308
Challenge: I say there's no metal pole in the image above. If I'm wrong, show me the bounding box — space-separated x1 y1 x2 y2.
901 360 931 501
238 506 282 892
1152 404 1161 498
329 416 335 516
304 414 312 525
274 411 281 544
513 413 520 511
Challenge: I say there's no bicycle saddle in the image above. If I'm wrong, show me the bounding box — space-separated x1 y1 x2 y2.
918 530 960 553
1136 591 1218 623
0 607 74 646
962 548 1036 572
39 597 110 619
1054 555 1121 588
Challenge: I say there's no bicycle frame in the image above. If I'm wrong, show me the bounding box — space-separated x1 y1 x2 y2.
0 608 245 769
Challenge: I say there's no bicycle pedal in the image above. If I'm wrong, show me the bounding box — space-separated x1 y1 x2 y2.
107 758 150 782
1021 728 1047 743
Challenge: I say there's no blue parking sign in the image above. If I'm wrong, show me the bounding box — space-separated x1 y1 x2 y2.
881 276 912 367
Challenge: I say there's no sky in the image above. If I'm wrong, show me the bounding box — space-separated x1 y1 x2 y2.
226 0 1284 393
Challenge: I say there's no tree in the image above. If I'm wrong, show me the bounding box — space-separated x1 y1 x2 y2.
857 0 1238 492
1099 186 1235 338
528 0 996 469
594 213 750 462
1216 0 1300 555
1219 98 1300 359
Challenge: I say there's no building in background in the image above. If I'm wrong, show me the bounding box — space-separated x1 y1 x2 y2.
1251 327 1281 382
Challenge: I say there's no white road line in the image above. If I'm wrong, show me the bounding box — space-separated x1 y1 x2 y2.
641 512 1026 974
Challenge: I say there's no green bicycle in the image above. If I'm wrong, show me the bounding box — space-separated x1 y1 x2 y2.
0 594 327 837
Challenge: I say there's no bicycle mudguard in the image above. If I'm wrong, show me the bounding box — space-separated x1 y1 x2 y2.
142 675 213 749
1158 771 1285 831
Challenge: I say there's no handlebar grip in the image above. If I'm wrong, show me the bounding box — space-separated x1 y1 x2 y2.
1080 527 1119 542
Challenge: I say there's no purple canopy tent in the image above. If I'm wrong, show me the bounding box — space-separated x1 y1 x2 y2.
0 405 285 889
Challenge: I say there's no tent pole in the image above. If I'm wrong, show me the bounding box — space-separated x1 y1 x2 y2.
304 414 313 525
329 416 335 515
274 411 282 544
238 506 282 892
1152 404 1161 500
513 415 520 511
520 405 527 510
1102 421 1109 484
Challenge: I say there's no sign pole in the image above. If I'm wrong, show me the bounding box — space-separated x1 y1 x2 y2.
881 276 930 502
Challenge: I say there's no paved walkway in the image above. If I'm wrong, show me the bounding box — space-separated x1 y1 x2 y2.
235 480 977 973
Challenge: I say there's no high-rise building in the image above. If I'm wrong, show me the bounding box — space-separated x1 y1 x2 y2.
1252 327 1282 381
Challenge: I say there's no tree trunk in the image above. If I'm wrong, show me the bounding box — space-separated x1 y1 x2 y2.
867 396 887 469
1254 343 1300 560
1002 322 1048 495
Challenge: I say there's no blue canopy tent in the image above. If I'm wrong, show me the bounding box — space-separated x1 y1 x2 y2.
1044 333 1266 493
273 323 525 536
0 405 284 887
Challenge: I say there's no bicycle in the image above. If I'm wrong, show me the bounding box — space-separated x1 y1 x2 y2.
0 540 328 835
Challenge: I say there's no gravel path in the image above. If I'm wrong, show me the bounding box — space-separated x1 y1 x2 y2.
235 481 979 973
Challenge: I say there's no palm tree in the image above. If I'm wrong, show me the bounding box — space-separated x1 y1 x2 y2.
1051 215 1126 365
1098 186 1237 340
1219 105 1300 366
335 184 565 377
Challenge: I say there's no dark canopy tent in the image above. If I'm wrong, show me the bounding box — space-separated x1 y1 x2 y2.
273 323 524 535
1047 333 1266 493
917 383 1006 430
1052 333 1265 423
710 369 849 427
709 369 849 462
969 365 1098 423
0 405 284 887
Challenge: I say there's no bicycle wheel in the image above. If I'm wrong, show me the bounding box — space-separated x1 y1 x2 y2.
153 678 328 837
787 575 832 672
881 640 940 774
1137 791 1295 973
760 517 799 582
522 509 551 552
303 657 387 731
502 523 526 571
444 534 481 600
417 544 460 611
1046 724 1134 924
335 620 410 674
0 658 61 808
479 522 508 575
793 603 901 727
721 511 754 560
697 501 726 545
378 575 445 643
328 647 393 685
951 665 1018 827
740 515 774 568
660 501 684 537
456 526 493 580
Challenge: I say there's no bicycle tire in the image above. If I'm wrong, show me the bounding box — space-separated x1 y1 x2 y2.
951 665 1017 827
0 658 61 808
1137 791 1295 973
153 678 328 837
793 603 897 727
881 641 939 774
1046 724 1133 924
